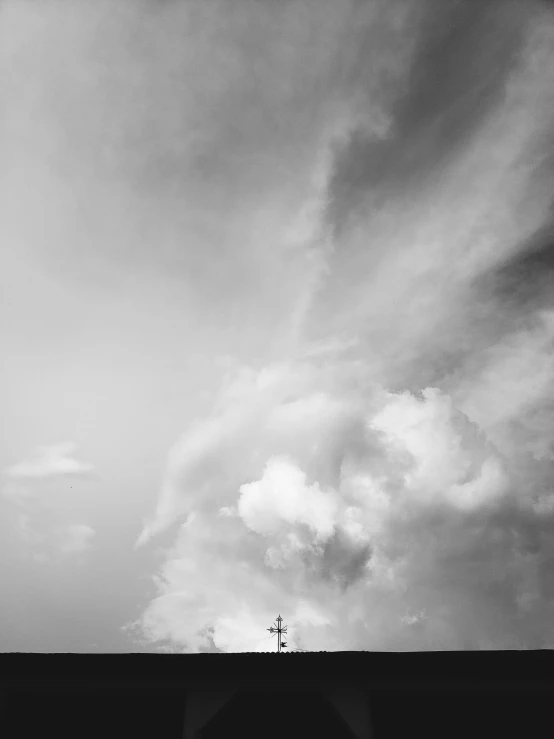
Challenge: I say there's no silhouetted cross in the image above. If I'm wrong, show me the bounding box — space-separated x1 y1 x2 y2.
266 614 288 652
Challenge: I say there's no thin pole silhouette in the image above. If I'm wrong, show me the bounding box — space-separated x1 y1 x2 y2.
266 614 288 652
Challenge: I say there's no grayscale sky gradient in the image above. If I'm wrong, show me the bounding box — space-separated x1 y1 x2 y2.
1 0 554 652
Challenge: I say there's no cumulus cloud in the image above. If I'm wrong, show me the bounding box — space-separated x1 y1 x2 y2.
129 365 523 651
370 388 507 512
125 0 554 652
238 456 340 542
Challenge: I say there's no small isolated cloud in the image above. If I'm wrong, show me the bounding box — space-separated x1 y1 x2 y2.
2 443 95 560
401 610 426 626
5 443 94 480
14 516 95 559
17 512 46 547
58 523 95 554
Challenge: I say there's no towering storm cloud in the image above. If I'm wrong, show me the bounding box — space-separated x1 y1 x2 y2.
2 0 553 652
124 0 554 653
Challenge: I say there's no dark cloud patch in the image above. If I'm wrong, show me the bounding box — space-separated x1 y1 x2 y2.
382 490 554 648
481 214 554 313
301 529 373 592
327 0 528 232
395 208 553 393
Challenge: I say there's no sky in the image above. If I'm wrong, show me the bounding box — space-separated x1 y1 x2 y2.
1 0 554 652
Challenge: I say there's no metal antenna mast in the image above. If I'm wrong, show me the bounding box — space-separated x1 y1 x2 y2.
266 614 288 653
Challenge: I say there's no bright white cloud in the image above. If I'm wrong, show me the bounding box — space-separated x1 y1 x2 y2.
238 456 340 541
370 388 507 511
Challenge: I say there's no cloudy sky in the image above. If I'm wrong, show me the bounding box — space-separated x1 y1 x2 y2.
1 0 554 652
